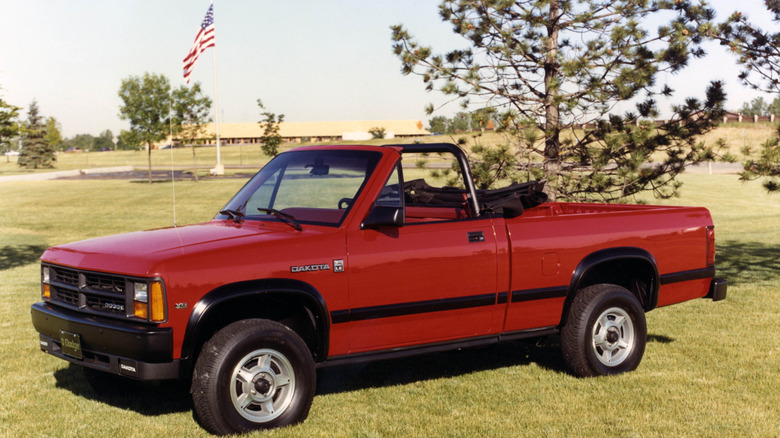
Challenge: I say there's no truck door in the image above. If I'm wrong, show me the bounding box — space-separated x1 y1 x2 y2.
344 163 500 352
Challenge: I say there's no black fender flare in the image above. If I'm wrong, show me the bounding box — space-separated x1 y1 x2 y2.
562 247 660 325
179 278 330 370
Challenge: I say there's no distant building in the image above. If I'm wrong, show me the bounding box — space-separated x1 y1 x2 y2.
184 120 429 145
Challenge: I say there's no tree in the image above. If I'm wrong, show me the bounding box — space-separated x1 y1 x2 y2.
44 117 63 151
739 97 769 116
711 1 780 192
0 94 21 162
769 96 780 115
118 129 142 150
172 82 213 182
712 1 780 94
18 100 55 169
428 115 451 134
94 130 115 151
450 112 472 132
62 133 95 151
740 125 780 192
392 0 726 201
368 127 387 139
118 72 172 183
257 99 284 157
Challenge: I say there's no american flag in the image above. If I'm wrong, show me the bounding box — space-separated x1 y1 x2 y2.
182 5 215 84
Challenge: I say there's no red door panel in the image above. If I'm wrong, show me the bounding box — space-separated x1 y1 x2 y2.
345 219 498 352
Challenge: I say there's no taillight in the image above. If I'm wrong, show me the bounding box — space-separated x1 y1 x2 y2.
706 226 716 267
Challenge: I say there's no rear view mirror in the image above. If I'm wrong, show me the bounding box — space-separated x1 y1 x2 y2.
361 206 404 229
305 157 329 176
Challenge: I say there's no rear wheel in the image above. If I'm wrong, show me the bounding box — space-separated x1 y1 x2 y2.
561 284 647 377
192 319 316 435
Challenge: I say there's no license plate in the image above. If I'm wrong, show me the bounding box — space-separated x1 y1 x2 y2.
60 330 83 359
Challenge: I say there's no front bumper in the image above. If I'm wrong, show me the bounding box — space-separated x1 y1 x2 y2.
31 302 179 380
705 277 728 302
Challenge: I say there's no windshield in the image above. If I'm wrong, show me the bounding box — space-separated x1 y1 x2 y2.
218 149 382 227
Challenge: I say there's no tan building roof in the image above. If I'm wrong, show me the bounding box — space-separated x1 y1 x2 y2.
197 120 429 141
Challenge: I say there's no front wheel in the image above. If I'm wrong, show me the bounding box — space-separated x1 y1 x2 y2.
561 284 647 377
192 319 316 435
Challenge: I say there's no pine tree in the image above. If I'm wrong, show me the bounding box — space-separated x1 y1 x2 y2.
708 1 780 192
392 0 726 202
18 100 55 169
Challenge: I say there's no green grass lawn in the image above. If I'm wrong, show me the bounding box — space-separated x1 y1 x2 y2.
0 173 778 437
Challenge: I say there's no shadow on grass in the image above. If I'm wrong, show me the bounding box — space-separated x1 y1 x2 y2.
317 332 678 396
647 334 674 344
716 240 780 285
0 244 47 271
53 365 192 416
51 332 678 416
317 336 569 396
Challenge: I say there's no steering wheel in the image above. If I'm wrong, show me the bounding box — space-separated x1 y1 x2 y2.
338 198 353 209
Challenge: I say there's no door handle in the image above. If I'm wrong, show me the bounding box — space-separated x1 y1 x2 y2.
467 231 485 243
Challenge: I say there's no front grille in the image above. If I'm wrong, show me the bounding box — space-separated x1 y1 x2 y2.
55 287 79 306
54 266 79 287
85 294 126 314
47 264 130 319
84 272 125 294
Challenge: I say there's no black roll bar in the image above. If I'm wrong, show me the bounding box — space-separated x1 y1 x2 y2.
385 143 481 217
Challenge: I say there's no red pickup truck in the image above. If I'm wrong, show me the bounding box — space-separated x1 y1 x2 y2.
32 143 726 435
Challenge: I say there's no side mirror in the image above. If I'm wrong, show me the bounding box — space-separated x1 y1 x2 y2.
360 206 404 229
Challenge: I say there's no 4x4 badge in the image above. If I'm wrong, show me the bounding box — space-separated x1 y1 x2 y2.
333 260 344 273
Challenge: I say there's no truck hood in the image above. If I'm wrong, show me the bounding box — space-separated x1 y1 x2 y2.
41 220 302 276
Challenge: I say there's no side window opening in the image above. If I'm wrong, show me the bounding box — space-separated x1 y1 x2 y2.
400 151 472 222
375 164 403 208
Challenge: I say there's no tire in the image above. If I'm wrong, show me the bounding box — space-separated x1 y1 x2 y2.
191 319 316 435
561 284 647 377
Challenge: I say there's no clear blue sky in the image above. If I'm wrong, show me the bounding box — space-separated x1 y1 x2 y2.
0 0 775 138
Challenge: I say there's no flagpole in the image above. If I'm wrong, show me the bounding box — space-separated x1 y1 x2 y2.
211 0 224 175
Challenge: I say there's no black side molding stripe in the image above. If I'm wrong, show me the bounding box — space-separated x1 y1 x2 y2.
331 293 497 324
660 267 715 285
511 286 568 303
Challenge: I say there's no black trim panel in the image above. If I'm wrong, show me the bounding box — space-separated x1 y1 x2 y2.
181 278 331 363
331 293 496 324
497 292 509 305
31 302 178 380
660 267 715 285
567 247 660 312
706 277 728 301
511 286 568 303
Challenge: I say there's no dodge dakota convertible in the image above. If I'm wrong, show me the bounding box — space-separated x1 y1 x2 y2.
31 143 727 435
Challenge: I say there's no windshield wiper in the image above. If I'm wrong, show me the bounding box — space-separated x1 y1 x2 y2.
257 208 303 231
220 209 245 224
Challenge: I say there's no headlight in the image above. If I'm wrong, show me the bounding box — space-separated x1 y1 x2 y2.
133 282 148 302
133 281 166 322
42 266 51 299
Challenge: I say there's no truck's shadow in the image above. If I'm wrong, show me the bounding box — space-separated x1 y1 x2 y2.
316 336 567 395
54 365 193 416
53 332 677 416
